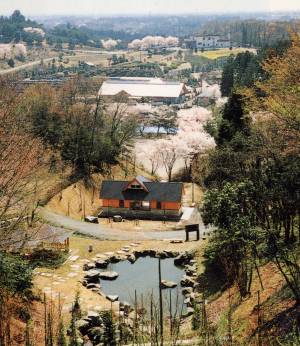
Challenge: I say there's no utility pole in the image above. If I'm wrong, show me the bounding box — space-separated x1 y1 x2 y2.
158 259 163 345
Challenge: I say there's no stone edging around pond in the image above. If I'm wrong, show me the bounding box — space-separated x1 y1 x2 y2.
80 247 200 319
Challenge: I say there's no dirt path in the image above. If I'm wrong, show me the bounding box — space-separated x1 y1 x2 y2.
41 208 187 240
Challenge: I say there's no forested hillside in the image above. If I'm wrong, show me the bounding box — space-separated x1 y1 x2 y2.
192 30 300 345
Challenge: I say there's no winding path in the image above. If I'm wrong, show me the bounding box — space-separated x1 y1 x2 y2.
41 208 210 241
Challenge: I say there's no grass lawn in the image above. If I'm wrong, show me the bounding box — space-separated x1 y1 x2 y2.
195 47 257 60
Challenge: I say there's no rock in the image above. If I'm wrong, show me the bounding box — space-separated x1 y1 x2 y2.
180 275 196 287
183 307 194 318
86 311 101 326
84 270 100 283
185 265 197 276
165 250 179 258
104 252 114 256
99 271 119 280
128 254 136 264
174 251 195 266
83 262 96 271
161 280 177 289
182 287 193 295
109 255 122 263
94 259 108 269
155 251 168 259
75 319 90 335
184 297 191 306
106 295 119 302
116 250 127 255
86 283 101 290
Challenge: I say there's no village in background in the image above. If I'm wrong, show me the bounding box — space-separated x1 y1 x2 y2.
0 7 299 346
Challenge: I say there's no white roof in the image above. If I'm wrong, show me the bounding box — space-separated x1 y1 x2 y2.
99 77 185 98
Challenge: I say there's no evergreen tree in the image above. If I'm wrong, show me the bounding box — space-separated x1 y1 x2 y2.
7 58 15 68
217 92 248 145
220 56 234 97
101 311 117 346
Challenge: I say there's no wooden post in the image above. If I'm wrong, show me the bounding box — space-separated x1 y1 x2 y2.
196 229 200 241
158 259 163 346
186 230 189 242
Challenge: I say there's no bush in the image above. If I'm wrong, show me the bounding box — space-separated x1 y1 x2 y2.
0 251 32 294
28 248 67 268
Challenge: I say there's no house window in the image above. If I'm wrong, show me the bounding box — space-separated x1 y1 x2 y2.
130 184 142 189
142 201 150 210
157 201 162 209
119 200 124 208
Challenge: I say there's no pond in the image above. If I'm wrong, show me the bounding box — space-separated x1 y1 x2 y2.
99 256 186 312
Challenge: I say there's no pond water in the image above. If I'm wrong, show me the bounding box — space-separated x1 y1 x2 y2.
99 256 186 312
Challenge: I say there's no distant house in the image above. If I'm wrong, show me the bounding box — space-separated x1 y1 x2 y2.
100 176 183 220
184 35 231 50
99 77 187 104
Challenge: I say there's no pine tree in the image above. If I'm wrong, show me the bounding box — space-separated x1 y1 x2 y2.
101 311 117 346
220 56 234 96
68 310 80 346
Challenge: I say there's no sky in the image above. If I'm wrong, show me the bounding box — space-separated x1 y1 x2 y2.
0 0 300 16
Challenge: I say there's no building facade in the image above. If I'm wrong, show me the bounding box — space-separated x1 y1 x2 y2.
100 176 183 221
185 35 231 50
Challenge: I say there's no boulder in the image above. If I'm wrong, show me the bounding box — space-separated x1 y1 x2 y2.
86 311 101 326
84 270 100 283
86 283 101 290
183 307 194 318
161 280 177 289
180 275 196 287
83 262 96 271
174 251 194 266
75 319 90 335
99 271 119 280
128 254 136 264
182 287 193 295
155 251 169 259
94 259 108 269
106 295 119 302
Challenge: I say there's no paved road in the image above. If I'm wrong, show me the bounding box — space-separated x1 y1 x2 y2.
41 208 211 241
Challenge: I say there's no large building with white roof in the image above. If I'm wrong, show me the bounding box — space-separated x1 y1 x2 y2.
99 77 187 104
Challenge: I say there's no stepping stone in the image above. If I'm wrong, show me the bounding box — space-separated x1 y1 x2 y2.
121 248 130 252
53 282 60 285
106 295 119 302
70 264 81 270
67 272 78 278
99 271 119 280
104 252 114 256
80 259 90 263
95 254 107 259
95 259 108 269
44 273 52 277
170 239 184 244
116 250 126 255
69 255 79 262
161 280 177 289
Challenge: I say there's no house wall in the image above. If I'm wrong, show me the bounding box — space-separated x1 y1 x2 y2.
102 199 180 210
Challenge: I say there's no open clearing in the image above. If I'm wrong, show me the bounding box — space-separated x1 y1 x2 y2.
195 47 257 59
